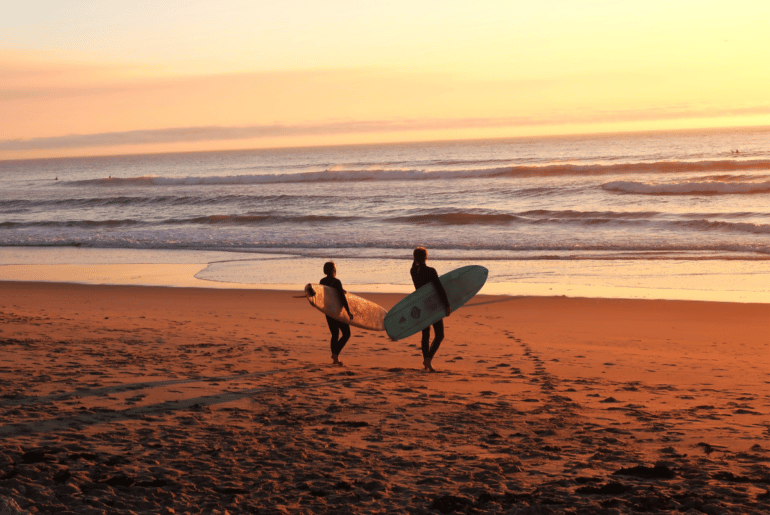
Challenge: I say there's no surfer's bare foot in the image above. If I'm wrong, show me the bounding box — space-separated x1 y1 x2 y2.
332 354 343 366
423 358 435 372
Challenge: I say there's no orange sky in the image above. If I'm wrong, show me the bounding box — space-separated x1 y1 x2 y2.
2 1 769 159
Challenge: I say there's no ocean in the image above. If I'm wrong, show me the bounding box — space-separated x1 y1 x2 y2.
1 126 769 302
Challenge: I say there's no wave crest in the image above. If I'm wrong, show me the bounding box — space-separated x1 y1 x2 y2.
602 180 770 195
388 211 521 225
63 159 770 186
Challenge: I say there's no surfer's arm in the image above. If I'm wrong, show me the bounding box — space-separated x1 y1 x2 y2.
335 280 354 318
430 270 451 316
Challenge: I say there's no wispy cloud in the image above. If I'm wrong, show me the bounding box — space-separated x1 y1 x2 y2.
0 119 525 150
3 104 770 151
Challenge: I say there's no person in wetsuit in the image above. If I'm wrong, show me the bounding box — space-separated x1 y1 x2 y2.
320 261 354 366
410 247 451 372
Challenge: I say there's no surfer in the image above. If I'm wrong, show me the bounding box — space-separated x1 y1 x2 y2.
410 247 451 372
320 261 354 366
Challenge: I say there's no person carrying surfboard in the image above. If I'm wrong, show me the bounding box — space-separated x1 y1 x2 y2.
320 261 354 366
410 247 451 372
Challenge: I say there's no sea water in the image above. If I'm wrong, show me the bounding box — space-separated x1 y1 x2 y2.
1 127 769 301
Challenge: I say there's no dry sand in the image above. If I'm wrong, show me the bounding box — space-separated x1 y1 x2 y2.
1 281 769 514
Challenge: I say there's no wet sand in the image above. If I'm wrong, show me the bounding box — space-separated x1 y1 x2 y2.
1 281 769 514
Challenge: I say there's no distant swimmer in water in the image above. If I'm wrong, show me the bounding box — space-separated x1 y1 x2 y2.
410 247 451 372
319 261 354 366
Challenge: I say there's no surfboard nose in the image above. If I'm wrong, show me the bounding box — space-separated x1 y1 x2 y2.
304 283 315 297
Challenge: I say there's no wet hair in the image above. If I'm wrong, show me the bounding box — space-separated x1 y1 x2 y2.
413 247 428 264
323 261 336 275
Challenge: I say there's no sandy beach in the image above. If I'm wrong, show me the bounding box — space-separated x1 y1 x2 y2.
1 281 769 514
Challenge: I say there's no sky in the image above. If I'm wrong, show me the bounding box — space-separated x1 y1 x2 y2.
2 0 770 159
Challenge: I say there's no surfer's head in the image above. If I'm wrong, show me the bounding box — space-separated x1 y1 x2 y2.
323 261 336 277
413 247 428 264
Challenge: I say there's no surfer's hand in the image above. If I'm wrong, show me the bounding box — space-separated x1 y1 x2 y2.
446 307 452 317
348 312 355 320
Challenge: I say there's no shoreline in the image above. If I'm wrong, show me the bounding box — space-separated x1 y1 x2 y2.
2 246 769 304
1 261 769 304
2 274 770 306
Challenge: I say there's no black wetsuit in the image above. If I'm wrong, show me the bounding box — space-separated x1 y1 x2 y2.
320 276 352 356
410 262 450 360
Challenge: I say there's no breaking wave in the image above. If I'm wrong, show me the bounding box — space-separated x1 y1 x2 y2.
603 180 770 195
64 159 770 187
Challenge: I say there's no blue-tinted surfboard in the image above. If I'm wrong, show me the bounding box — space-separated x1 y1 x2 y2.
384 265 488 340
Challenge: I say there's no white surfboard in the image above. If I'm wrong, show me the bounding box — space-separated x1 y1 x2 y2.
305 284 386 331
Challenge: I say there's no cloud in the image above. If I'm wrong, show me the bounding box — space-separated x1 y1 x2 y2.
2 105 770 151
0 119 529 150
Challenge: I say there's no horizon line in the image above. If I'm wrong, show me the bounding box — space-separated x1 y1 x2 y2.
1 123 768 163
